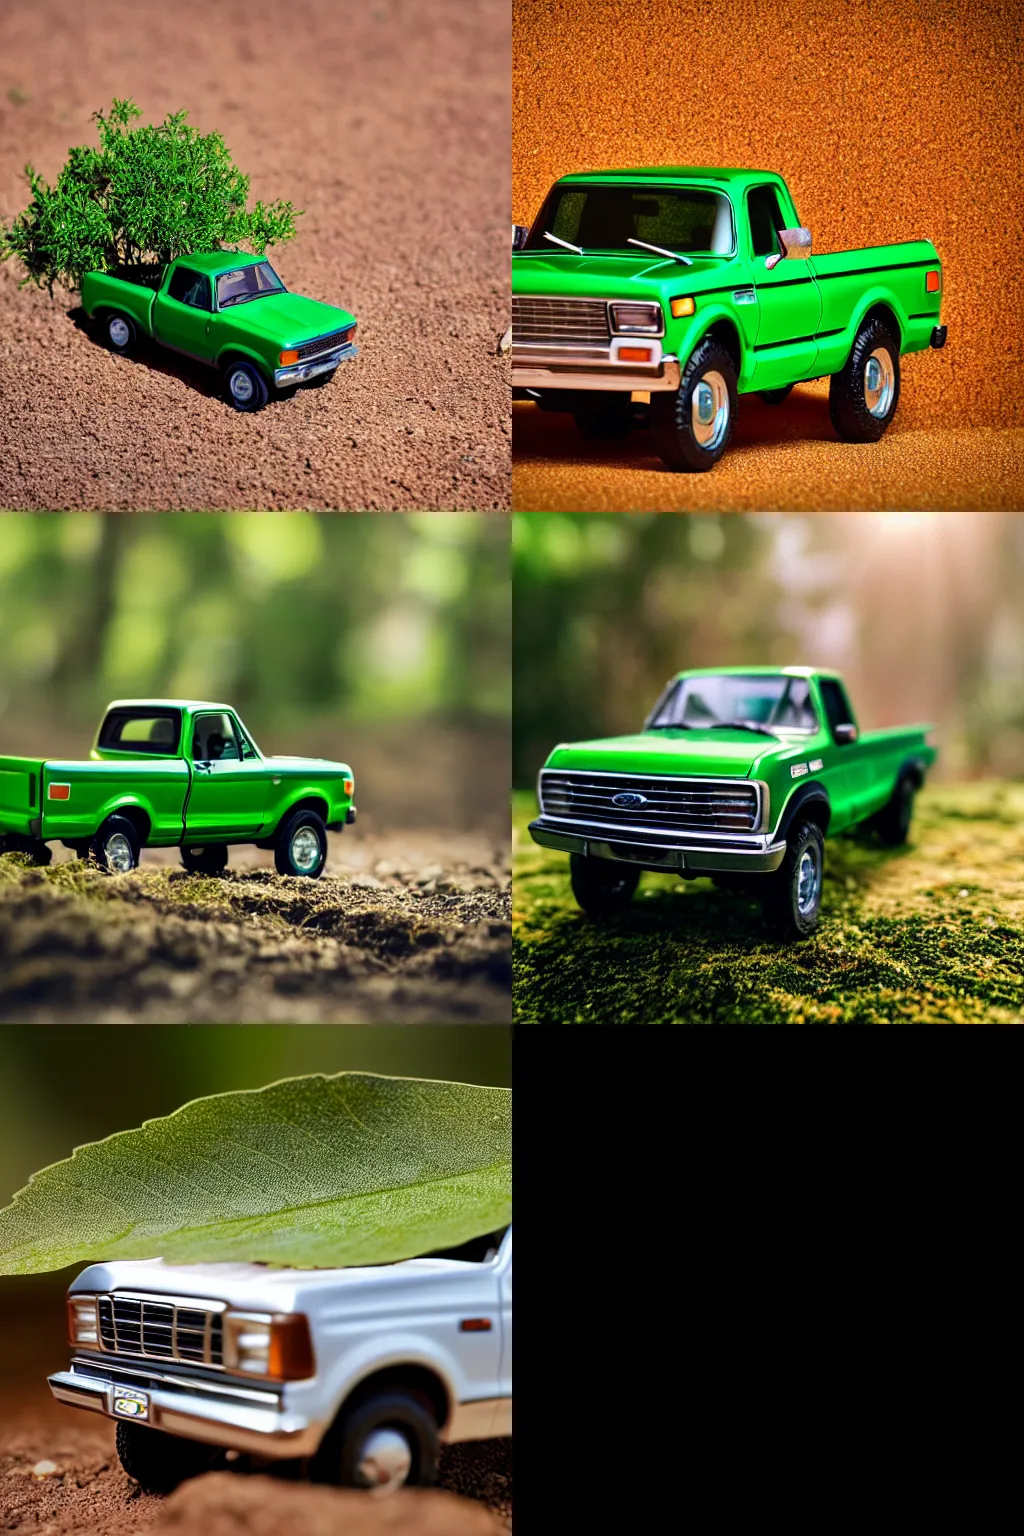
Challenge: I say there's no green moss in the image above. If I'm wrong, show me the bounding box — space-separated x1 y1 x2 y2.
513 784 1024 1024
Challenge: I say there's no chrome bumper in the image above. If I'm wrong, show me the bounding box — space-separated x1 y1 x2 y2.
528 819 787 874
48 1363 322 1459
274 342 358 388
512 345 681 394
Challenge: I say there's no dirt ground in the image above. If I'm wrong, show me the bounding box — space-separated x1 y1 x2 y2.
512 0 1024 511
0 829 511 1024
0 0 510 512
0 1280 512 1533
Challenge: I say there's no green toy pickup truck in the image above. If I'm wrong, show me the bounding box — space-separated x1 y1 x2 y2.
528 667 936 939
511 167 946 470
0 700 355 878
82 253 357 412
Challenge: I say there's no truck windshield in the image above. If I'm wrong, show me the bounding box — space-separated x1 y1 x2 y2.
98 708 182 754
647 676 819 734
524 183 735 257
216 262 286 308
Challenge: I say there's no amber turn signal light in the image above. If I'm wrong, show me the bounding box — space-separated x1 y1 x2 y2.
618 346 652 363
279 349 300 365
343 777 354 795
670 296 696 318
267 1314 316 1381
925 271 941 293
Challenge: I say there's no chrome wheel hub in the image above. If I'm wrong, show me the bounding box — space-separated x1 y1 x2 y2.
354 1428 412 1491
105 832 134 873
796 846 821 916
863 348 895 418
290 826 321 872
229 368 254 403
109 317 130 348
691 370 730 449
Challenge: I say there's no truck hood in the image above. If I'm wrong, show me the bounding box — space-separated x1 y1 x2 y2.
264 755 349 773
513 250 735 302
545 729 803 778
230 292 356 348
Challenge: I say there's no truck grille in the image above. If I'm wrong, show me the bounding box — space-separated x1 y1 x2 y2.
512 296 610 348
97 1294 224 1368
539 771 760 834
296 328 353 362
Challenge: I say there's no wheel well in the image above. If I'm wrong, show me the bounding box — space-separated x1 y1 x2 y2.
862 302 902 350
781 790 831 840
108 805 151 843
219 350 268 379
340 1365 451 1429
276 795 330 834
899 759 926 789
703 319 742 376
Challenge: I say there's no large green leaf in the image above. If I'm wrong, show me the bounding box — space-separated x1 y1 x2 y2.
0 1073 511 1275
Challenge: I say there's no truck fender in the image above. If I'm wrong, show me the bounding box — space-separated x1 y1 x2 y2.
314 1334 467 1435
895 752 929 789
676 306 747 384
774 781 831 843
844 285 907 354
93 793 154 843
215 343 274 383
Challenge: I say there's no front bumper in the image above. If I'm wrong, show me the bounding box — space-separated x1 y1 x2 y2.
512 345 682 394
528 818 787 874
274 341 358 388
48 1360 322 1459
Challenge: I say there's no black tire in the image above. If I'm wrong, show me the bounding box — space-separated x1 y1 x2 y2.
649 336 738 471
569 853 640 917
829 317 901 442
874 774 917 847
101 309 140 356
759 385 794 404
223 359 270 413
115 1420 223 1494
311 1389 439 1490
180 844 229 875
572 393 633 440
0 833 52 865
274 808 328 878
761 817 825 941
90 814 141 874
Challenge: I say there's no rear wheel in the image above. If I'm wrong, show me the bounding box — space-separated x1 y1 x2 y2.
274 808 328 878
90 815 141 874
650 337 737 471
115 1421 223 1494
874 774 917 846
761 818 825 941
829 317 901 442
223 359 269 413
311 1389 439 1491
180 844 229 875
572 392 633 440
101 310 140 356
569 853 640 917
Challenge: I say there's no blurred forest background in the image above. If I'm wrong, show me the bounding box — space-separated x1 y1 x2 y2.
514 512 1024 787
0 513 510 834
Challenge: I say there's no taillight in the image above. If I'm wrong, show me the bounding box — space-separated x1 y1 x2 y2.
343 777 354 795
926 270 941 294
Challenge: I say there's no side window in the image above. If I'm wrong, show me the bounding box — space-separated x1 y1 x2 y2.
747 185 785 259
192 713 241 762
819 681 856 741
167 266 211 311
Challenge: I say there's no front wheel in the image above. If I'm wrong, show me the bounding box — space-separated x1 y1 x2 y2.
311 1390 439 1491
180 844 229 875
274 808 328 878
761 818 825 941
223 360 269 413
115 1421 223 1494
569 853 640 917
649 337 737 471
829 318 901 442
91 814 141 874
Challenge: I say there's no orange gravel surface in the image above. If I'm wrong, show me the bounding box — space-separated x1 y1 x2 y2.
0 0 510 511
512 0 1024 511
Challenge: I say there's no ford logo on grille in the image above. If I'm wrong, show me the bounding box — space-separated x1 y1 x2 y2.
611 792 647 808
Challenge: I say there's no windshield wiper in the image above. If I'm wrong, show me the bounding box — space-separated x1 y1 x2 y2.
646 722 694 731
221 290 282 306
626 238 693 267
543 231 584 255
706 719 780 739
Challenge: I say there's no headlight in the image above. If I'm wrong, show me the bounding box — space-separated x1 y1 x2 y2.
67 1296 99 1347
609 302 662 334
223 1311 315 1381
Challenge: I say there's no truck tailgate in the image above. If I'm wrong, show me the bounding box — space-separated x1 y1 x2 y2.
0 756 44 836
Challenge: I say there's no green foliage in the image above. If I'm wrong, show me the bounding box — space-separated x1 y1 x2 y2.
1 98 299 293
513 786 1024 1024
0 1072 511 1275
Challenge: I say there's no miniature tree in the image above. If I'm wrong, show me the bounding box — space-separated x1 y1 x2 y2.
0 99 299 293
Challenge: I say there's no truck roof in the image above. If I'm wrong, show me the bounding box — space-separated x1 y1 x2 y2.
168 251 265 277
104 698 236 713
673 666 844 681
556 166 785 191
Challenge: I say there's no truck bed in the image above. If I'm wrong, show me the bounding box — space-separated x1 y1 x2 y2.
0 756 43 837
810 238 942 360
80 269 160 332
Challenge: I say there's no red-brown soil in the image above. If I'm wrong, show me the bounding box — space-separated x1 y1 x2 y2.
0 0 510 511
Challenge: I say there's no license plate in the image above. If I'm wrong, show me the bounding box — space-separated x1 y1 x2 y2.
112 1387 149 1421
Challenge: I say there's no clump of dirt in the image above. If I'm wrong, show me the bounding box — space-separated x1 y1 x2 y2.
0 845 510 1023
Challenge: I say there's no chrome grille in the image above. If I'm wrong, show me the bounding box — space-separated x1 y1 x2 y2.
296 328 353 362
539 771 760 834
513 296 610 348
96 1294 224 1367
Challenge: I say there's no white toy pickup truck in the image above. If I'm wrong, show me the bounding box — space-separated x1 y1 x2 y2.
48 1228 511 1494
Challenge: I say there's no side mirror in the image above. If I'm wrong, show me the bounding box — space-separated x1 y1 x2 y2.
834 722 859 745
764 226 813 271
512 225 529 251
